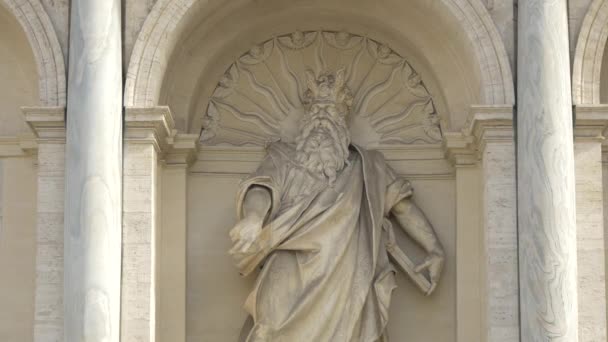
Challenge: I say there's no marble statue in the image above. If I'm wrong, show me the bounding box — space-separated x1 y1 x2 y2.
229 69 445 342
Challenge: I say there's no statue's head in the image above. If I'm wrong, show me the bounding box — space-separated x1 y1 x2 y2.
303 68 353 118
296 69 353 185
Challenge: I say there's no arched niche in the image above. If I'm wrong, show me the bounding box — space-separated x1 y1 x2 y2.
0 4 39 135
125 0 514 133
130 1 514 341
0 3 53 341
0 0 65 107
572 0 608 105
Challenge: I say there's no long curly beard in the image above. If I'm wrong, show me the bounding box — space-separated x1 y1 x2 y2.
294 110 351 185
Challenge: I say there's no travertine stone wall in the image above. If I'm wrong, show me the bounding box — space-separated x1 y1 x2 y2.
33 143 64 341
121 143 158 341
575 140 607 341
482 141 518 341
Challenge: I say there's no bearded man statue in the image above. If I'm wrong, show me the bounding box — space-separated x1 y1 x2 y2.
229 69 445 342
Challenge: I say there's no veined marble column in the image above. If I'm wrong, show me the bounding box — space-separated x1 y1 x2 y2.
518 0 578 340
64 0 122 340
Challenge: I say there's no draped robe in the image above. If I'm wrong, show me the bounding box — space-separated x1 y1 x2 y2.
234 142 413 342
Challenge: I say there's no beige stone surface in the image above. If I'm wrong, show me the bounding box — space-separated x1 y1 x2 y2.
159 166 187 342
0 157 37 342
121 143 158 342
33 143 65 342
0 6 39 136
575 141 607 341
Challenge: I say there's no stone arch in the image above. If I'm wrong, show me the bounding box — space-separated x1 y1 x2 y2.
572 0 608 105
125 0 514 132
0 0 66 106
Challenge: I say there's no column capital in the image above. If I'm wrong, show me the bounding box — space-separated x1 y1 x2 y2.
22 106 66 142
125 106 175 151
574 105 608 142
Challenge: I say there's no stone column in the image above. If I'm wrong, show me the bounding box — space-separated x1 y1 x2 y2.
63 0 123 340
517 1 579 340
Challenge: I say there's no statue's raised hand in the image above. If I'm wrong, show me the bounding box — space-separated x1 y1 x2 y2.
414 249 445 296
229 214 265 255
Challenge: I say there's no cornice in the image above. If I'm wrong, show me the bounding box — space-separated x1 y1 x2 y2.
443 105 514 166
574 104 608 142
124 106 175 152
22 106 66 142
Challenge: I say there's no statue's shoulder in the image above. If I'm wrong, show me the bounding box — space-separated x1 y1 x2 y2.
265 141 296 161
352 144 387 166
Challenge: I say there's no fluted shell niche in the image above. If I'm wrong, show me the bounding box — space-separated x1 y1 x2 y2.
200 30 443 148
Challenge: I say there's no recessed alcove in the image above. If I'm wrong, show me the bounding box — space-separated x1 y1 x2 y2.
123 0 514 340
0 4 39 341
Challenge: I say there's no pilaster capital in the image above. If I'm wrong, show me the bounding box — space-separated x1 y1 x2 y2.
124 106 175 151
22 106 66 142
164 133 199 167
443 105 514 166
463 105 514 154
442 132 477 167
574 105 608 142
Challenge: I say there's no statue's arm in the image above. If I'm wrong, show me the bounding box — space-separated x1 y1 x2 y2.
229 185 272 254
391 198 445 293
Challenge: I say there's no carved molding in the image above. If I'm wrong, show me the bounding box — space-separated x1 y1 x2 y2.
574 105 608 142
22 106 66 141
125 106 199 166
125 106 175 152
165 133 199 167
200 30 443 148
443 105 514 166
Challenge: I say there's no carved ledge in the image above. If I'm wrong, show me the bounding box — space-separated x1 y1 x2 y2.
164 133 199 167
22 106 66 142
443 105 514 166
125 106 175 151
442 132 476 166
574 105 608 142
0 136 37 157
465 105 514 155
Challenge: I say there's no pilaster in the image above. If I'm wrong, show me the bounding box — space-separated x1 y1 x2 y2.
121 106 173 341
574 105 608 341
470 106 518 342
159 133 197 342
444 105 517 342
23 106 66 342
